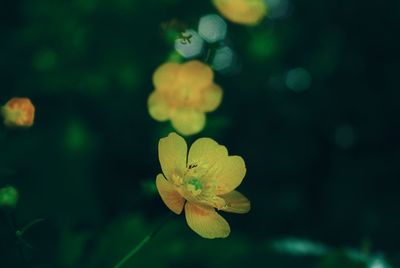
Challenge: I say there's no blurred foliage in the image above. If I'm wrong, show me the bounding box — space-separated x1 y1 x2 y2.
0 186 19 208
1 0 400 267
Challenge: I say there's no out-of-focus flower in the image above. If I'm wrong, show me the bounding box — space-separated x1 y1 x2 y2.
198 14 227 43
212 0 267 25
2 98 35 128
174 30 205 58
148 61 222 135
156 132 250 238
0 186 19 208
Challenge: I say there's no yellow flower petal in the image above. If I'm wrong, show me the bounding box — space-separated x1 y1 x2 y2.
148 92 170 121
156 174 185 214
188 137 228 168
178 61 213 90
220 190 250 214
171 109 206 136
212 0 267 25
214 156 246 195
185 202 230 238
200 83 223 112
158 132 187 180
153 62 180 89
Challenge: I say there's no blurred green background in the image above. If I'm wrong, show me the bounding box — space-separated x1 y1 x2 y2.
1 0 399 267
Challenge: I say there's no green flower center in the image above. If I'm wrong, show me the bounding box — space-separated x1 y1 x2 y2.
187 178 203 190
185 177 203 196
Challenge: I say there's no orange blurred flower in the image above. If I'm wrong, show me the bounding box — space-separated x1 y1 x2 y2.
148 60 222 136
212 0 267 25
156 132 250 238
2 98 35 128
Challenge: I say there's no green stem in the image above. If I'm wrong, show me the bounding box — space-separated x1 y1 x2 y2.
18 218 45 236
112 214 172 268
2 211 27 264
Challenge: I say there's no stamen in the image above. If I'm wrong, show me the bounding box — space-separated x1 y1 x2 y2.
188 163 198 169
185 178 203 197
171 174 183 186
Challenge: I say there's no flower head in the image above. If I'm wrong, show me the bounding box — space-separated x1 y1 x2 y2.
2 97 35 128
148 61 222 136
212 0 268 25
156 132 250 238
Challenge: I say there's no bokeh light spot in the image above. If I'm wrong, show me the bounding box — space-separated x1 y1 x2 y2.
140 179 158 196
265 0 291 19
249 32 278 60
117 65 139 90
271 238 328 256
212 46 235 72
334 125 356 149
285 67 312 92
198 14 227 43
0 186 19 208
368 257 392 268
33 49 57 71
65 120 90 153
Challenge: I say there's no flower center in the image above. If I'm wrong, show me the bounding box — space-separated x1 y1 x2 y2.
170 162 227 209
185 177 203 196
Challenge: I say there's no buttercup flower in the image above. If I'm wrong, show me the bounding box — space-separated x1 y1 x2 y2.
2 97 35 128
212 0 267 25
156 132 250 238
148 60 222 136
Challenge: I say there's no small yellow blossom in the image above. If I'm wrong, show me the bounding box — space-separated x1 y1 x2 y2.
212 0 267 25
2 97 35 128
155 132 250 238
148 60 222 136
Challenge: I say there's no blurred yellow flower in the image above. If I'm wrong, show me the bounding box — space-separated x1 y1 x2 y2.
156 132 250 239
212 0 267 25
148 60 222 136
2 97 35 128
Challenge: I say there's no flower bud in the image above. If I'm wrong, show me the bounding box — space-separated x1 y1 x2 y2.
0 186 19 208
2 97 35 127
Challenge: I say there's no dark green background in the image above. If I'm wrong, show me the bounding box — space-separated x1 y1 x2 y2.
1 0 399 267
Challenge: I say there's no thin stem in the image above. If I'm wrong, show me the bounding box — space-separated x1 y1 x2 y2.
18 218 45 236
204 42 219 65
2 211 28 264
112 214 172 268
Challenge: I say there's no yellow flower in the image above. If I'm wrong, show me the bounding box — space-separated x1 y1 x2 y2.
212 0 267 25
2 97 35 128
148 60 222 136
156 132 250 239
